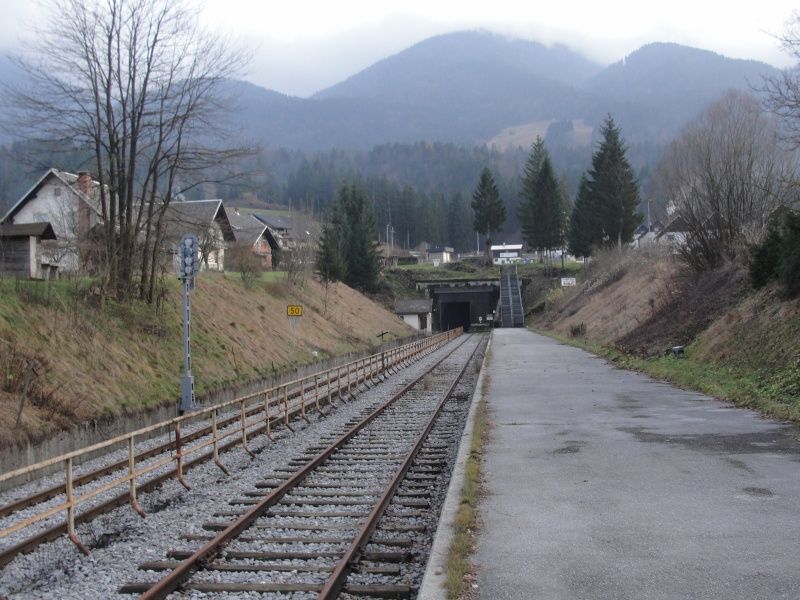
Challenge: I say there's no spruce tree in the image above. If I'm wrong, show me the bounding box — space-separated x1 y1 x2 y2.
568 174 594 259
335 184 382 292
471 168 506 260
518 138 566 262
315 216 345 283
585 116 642 249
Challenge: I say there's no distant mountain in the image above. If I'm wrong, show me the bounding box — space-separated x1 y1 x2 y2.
0 33 781 152
585 43 777 141
314 30 602 101
224 33 778 151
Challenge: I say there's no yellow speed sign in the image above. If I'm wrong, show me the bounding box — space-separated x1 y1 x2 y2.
287 304 303 317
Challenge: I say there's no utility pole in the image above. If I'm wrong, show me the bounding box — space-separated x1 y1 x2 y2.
178 234 200 415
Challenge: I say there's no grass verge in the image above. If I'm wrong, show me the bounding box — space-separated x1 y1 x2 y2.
535 328 800 423
445 355 491 599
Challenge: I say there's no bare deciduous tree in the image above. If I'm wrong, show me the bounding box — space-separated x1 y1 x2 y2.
7 0 251 302
763 12 800 149
654 90 796 271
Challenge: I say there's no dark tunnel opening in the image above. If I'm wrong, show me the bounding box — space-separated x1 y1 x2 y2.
440 301 471 332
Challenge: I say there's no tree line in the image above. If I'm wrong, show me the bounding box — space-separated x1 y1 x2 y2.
470 116 642 262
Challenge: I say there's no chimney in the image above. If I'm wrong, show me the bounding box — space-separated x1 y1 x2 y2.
77 171 92 197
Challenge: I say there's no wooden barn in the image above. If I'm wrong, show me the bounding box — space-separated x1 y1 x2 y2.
0 222 58 279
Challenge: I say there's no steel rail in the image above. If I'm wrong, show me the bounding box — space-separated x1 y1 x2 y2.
136 334 474 600
318 335 483 598
0 330 459 567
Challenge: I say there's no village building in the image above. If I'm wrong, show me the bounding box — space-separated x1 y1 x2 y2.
427 245 454 266
228 208 280 269
1 169 104 273
0 222 58 279
379 243 417 268
162 199 235 271
491 243 523 265
395 298 433 333
655 215 689 252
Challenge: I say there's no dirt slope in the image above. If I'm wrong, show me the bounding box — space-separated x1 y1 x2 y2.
535 253 800 416
0 273 412 447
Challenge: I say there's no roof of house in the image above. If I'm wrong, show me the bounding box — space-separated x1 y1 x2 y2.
490 244 523 251
255 214 292 232
163 199 235 242
395 298 433 314
428 245 454 253
657 214 689 237
228 208 267 241
2 168 103 224
0 222 57 240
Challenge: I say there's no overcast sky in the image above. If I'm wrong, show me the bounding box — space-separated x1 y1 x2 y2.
2 1 797 97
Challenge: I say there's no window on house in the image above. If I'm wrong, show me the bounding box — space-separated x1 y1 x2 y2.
54 186 62 197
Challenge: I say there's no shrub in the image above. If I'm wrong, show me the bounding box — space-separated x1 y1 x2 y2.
749 225 783 289
779 212 800 298
748 210 800 298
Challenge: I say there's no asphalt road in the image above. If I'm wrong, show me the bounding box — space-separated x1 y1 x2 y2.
475 329 800 600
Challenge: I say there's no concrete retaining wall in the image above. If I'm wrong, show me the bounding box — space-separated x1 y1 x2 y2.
0 333 423 489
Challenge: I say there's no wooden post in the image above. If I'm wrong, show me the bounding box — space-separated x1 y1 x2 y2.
211 409 230 475
65 457 89 555
300 378 310 423
241 401 255 458
264 391 274 441
175 421 191 490
128 436 145 517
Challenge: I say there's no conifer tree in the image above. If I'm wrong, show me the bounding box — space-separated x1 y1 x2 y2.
315 215 345 283
471 168 506 261
585 116 642 249
317 185 382 292
518 138 566 259
568 174 594 259
338 184 382 292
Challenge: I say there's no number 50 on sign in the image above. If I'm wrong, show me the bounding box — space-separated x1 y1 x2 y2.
287 305 303 317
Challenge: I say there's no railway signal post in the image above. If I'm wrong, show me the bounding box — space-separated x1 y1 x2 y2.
179 234 200 415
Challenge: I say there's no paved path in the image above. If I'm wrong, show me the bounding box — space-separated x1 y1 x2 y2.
476 329 800 600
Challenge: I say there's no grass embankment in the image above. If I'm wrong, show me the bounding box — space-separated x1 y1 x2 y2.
446 354 491 599
533 252 800 422
0 272 413 448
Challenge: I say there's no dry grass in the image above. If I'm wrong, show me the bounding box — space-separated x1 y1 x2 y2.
534 251 800 421
445 356 491 599
541 252 680 346
0 273 412 448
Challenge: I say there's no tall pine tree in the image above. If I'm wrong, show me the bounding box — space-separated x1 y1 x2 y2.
317 185 382 292
568 174 594 259
315 214 345 283
471 168 506 261
585 116 642 250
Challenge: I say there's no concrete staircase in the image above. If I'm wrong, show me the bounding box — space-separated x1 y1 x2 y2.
499 264 524 327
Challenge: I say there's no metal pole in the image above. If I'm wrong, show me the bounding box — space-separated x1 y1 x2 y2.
180 277 195 415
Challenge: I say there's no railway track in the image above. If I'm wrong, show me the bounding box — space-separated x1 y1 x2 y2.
0 332 459 569
120 333 485 599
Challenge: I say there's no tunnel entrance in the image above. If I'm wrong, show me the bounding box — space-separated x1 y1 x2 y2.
440 301 471 332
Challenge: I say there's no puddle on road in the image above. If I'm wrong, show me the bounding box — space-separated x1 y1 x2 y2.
742 486 774 498
618 426 800 456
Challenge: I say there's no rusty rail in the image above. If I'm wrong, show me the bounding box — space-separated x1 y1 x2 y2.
0 329 462 564
134 332 474 600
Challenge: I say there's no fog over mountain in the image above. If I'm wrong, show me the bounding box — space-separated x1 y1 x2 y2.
223 31 778 151
0 31 780 152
